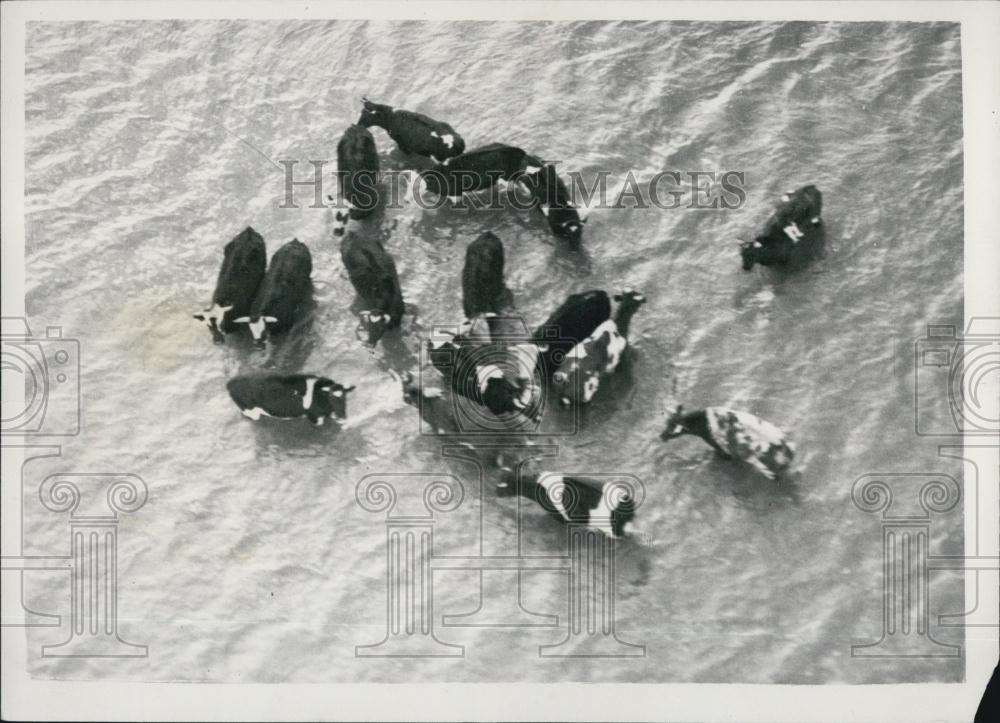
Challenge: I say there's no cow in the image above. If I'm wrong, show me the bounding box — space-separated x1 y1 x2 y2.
233 239 313 346
551 289 646 406
340 231 405 345
740 185 823 271
193 226 266 344
413 143 527 200
462 231 514 318
426 315 543 422
518 154 586 246
531 289 612 382
496 469 637 539
332 124 380 238
226 374 355 426
660 405 796 481
357 98 465 164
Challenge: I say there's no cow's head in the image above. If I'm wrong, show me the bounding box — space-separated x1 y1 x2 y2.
192 304 232 344
357 310 392 346
357 98 391 128
232 314 278 345
660 404 688 441
555 216 585 246
739 238 767 271
613 288 647 312
313 378 356 421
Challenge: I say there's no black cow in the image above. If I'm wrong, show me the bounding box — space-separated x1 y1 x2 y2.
531 289 612 381
740 185 823 271
416 143 526 199
496 469 637 539
518 154 586 246
357 98 465 164
233 239 312 345
193 226 267 343
462 231 514 318
340 231 405 345
227 374 355 426
332 124 380 238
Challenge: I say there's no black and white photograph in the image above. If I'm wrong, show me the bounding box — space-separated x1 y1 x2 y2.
1 1 997 721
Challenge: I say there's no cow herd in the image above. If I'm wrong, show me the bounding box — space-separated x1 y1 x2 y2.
194 98 827 537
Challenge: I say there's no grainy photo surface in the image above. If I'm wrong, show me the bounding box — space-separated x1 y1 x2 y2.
2 4 997 720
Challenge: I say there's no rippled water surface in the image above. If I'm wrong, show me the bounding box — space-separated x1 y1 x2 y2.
22 20 964 683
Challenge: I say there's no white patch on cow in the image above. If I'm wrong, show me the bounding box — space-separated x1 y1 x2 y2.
603 330 627 373
588 493 615 538
241 407 270 421
332 389 344 398
247 317 267 340
540 204 550 217
581 372 601 403
753 240 763 248
811 216 820 224
302 377 318 410
423 386 443 399
538 474 570 522
313 415 325 426
783 222 805 242
439 133 455 149
525 165 542 175
781 193 791 202
476 364 503 394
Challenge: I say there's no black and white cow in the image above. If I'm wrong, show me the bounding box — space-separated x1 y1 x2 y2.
227 374 355 426
462 231 514 318
518 154 586 246
340 231 405 345
193 226 267 343
415 143 527 199
496 469 637 538
332 124 380 238
357 98 465 164
531 289 612 381
740 185 823 271
233 239 313 345
660 405 796 481
427 316 543 421
551 289 646 406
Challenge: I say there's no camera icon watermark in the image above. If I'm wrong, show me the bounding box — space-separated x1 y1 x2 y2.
914 317 1000 438
419 315 581 437
1 317 81 437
